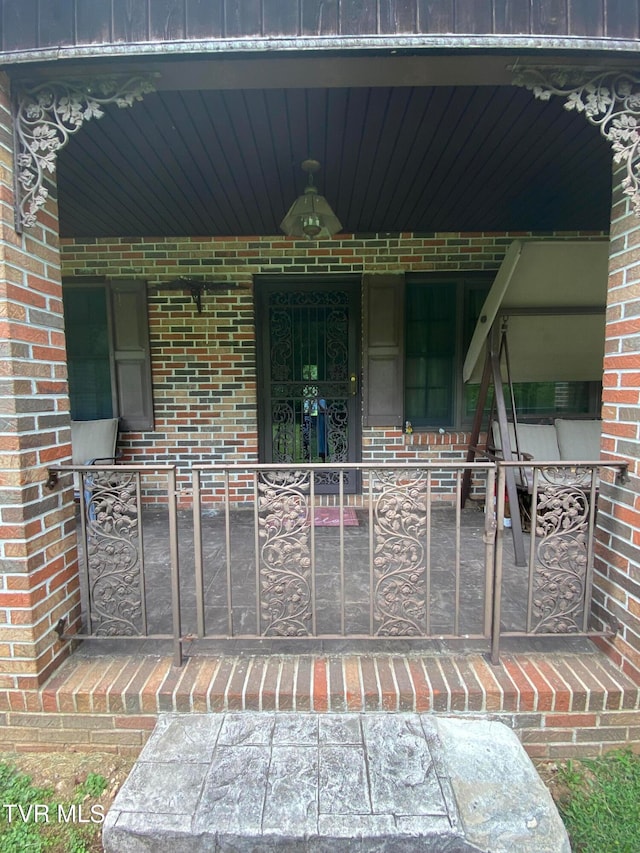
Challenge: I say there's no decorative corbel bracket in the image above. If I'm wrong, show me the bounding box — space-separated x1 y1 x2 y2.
513 66 640 216
13 76 155 232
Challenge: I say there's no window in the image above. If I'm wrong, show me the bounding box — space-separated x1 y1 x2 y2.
405 276 491 428
62 279 154 431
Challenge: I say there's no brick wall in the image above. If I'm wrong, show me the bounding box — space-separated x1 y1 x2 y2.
593 169 640 683
60 230 606 504
0 73 79 688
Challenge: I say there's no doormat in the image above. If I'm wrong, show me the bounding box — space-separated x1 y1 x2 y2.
313 507 359 527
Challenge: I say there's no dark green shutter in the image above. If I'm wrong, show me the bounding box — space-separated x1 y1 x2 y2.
362 274 405 427
109 280 154 431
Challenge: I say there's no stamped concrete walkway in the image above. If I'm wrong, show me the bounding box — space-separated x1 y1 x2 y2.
103 712 570 852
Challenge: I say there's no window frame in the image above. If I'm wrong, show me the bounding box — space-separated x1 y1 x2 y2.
404 273 494 431
62 277 154 431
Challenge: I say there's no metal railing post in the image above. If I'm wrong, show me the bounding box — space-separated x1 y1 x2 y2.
490 462 506 665
168 467 182 667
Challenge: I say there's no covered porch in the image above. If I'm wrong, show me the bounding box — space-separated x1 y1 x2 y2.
0 3 637 750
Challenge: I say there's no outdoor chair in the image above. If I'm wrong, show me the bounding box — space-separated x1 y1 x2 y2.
70 418 120 508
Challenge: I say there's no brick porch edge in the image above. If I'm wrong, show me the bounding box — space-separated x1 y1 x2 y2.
0 650 638 760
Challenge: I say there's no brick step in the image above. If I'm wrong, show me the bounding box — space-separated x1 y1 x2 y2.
0 648 638 759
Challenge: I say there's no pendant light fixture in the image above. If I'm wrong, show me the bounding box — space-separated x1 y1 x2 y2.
280 159 342 239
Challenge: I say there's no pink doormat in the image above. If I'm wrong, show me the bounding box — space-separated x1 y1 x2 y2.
312 507 359 527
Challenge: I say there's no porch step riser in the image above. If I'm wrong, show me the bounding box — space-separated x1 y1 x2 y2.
0 651 637 760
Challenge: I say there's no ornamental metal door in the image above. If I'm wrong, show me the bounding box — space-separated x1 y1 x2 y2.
257 279 361 493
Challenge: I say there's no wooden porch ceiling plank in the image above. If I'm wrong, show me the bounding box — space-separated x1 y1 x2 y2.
381 86 463 229
55 83 612 237
357 87 416 232
242 88 294 230
469 100 610 230
466 99 583 227
139 92 229 234
111 95 208 235
399 86 489 232
521 136 612 231
334 88 372 225
221 88 283 234
323 88 352 222
57 162 145 238
264 88 304 220
407 86 517 231
59 109 184 238
433 88 567 229
362 86 434 230
342 88 394 231
162 91 243 235
196 89 269 235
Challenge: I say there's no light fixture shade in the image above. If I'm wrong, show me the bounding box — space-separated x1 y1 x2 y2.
280 161 342 239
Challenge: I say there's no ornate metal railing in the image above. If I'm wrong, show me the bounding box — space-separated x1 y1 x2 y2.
490 459 627 663
46 458 626 665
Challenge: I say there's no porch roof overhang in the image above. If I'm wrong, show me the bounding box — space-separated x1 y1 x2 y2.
7 51 619 237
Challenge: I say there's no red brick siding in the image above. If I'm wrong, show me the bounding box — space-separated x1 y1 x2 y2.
0 73 79 688
593 169 640 684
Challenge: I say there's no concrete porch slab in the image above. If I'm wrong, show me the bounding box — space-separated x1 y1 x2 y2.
103 712 570 852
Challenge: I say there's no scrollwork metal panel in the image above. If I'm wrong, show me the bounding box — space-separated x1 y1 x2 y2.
514 66 640 216
258 471 313 636
83 471 144 636
14 76 154 230
372 470 428 636
531 473 594 633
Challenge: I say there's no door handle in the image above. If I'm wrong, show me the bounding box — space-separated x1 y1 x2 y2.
350 373 359 396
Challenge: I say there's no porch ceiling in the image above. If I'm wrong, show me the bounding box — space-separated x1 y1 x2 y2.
57 84 613 238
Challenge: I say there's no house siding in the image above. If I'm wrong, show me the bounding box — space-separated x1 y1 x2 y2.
593 167 640 684
0 72 79 690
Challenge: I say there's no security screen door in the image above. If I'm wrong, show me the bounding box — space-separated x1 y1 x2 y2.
257 279 361 493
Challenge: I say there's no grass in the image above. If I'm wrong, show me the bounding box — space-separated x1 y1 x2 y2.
554 749 640 853
0 761 107 853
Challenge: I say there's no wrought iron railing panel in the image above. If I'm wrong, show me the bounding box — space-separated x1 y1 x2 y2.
46 457 625 666
371 469 428 636
257 470 313 636
82 470 144 637
530 467 596 634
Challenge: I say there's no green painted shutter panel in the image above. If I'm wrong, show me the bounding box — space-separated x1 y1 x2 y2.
110 280 154 431
63 286 114 421
362 273 405 427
